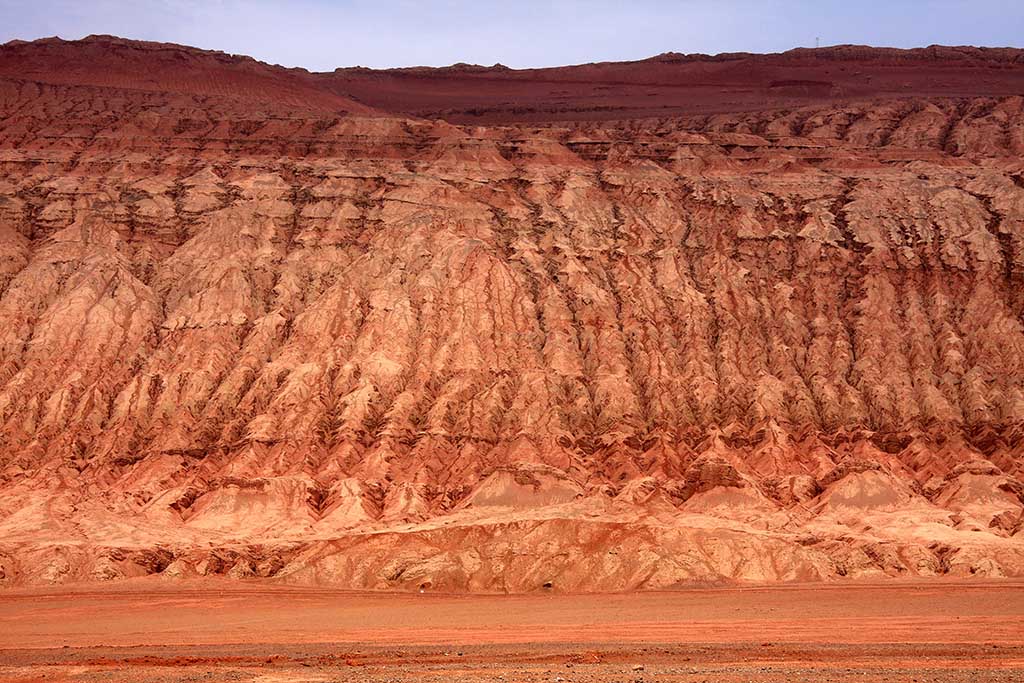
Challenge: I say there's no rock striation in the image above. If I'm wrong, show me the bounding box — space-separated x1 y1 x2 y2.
0 36 1023 589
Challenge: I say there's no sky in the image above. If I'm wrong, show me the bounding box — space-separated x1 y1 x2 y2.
1 0 1022 70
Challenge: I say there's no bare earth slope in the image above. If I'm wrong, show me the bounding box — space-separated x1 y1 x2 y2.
0 36 1023 589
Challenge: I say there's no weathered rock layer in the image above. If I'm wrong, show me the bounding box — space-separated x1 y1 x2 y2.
0 36 1023 589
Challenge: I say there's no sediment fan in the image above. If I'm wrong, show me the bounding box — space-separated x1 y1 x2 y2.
0 35 1022 589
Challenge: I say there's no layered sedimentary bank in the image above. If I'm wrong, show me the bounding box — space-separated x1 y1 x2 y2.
1 36 1023 589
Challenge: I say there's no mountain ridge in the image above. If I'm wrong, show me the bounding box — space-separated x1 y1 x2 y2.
4 35 1024 122
0 35 1022 589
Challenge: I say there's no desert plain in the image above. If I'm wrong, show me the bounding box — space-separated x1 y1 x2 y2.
1 580 1022 682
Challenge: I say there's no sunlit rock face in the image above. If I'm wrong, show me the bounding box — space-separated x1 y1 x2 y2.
0 36 1023 589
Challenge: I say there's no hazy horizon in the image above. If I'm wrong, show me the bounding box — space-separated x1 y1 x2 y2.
1 0 1023 71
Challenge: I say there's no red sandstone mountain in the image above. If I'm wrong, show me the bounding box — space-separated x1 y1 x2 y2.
0 35 1022 589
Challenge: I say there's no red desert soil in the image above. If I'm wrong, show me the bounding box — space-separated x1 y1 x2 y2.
0 581 1022 681
0 35 1023 592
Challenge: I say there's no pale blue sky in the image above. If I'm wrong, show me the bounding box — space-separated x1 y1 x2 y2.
1 0 1022 70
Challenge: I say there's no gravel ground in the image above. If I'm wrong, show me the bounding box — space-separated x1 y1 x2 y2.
2 642 1022 682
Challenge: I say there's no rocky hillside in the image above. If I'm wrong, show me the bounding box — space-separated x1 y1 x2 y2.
0 36 1023 589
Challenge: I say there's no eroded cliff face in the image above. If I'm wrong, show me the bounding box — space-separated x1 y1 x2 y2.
0 37 1023 589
